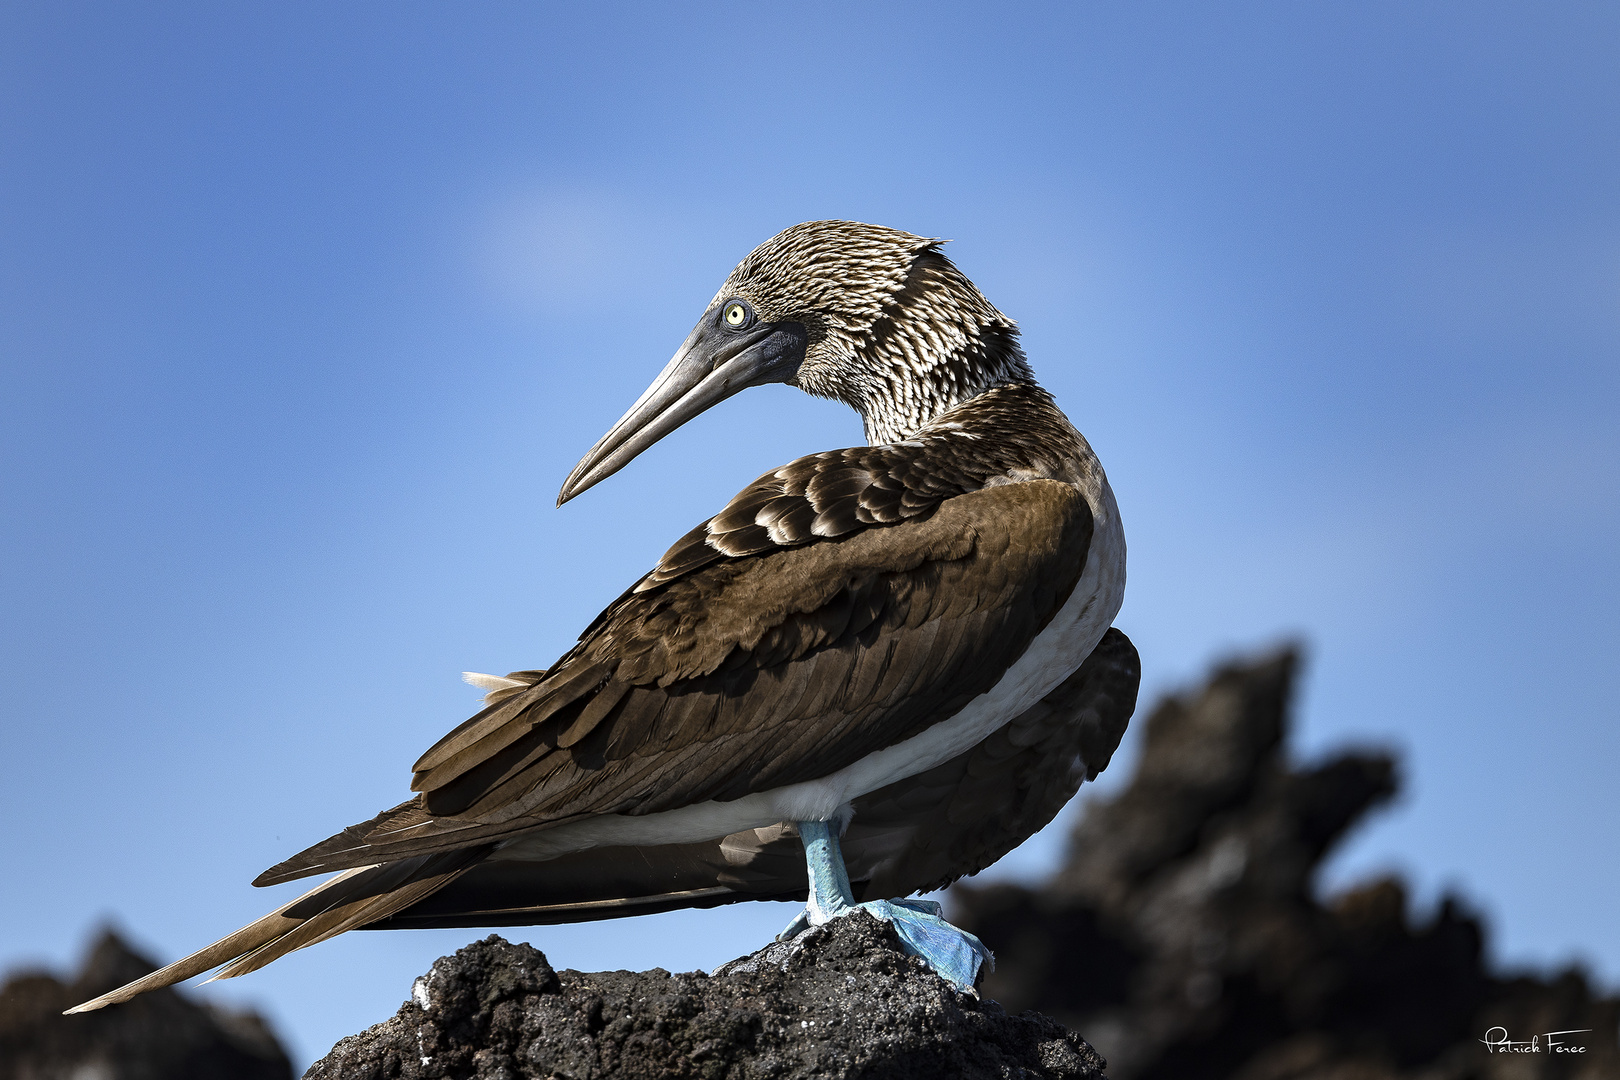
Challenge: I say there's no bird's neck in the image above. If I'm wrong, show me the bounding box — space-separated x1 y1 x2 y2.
853 327 1033 445
845 252 1037 444
792 249 1038 443
910 381 1094 487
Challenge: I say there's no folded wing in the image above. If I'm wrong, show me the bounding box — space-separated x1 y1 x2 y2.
261 479 1095 884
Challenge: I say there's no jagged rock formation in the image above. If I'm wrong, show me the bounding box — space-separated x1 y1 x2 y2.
307 914 1105 1079
0 928 293 1080
951 646 1620 1080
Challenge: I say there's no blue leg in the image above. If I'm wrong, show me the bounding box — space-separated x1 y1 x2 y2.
777 820 993 993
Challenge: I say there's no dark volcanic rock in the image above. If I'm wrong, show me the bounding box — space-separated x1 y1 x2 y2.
307 913 1105 1080
951 646 1620 1080
0 928 294 1080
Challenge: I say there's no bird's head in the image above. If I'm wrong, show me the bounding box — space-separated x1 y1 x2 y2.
558 220 1033 505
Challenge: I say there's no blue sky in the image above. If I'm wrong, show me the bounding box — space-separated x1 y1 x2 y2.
2 2 1616 1068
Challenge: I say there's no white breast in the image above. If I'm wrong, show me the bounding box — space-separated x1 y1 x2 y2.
493 476 1127 864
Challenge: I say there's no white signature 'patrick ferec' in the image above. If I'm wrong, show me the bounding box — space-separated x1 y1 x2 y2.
1480 1027 1590 1054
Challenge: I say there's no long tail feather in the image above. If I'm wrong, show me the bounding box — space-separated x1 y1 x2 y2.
66 847 490 1014
216 849 486 979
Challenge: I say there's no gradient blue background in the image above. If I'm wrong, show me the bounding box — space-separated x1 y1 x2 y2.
3 2 1616 1068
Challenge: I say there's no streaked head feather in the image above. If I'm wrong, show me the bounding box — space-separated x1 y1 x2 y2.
717 221 1034 445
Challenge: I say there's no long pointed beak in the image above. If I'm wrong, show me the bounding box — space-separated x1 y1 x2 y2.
557 316 808 505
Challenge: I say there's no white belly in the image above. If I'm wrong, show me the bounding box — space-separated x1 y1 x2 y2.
493 478 1126 863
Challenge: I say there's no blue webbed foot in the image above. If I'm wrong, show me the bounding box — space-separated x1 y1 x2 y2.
856 897 993 992
788 820 994 993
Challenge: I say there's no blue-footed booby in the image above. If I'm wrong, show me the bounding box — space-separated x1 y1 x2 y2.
71 220 1137 1011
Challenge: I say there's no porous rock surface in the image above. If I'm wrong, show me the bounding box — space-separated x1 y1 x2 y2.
306 912 1105 1079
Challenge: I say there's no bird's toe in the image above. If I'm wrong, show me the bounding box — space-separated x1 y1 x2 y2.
776 906 814 943
858 898 993 993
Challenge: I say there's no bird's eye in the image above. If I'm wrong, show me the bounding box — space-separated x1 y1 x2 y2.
722 301 751 328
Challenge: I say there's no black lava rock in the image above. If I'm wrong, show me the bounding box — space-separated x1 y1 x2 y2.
0 928 294 1080
307 912 1105 1080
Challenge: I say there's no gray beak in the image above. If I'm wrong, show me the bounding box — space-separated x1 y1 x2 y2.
557 314 808 505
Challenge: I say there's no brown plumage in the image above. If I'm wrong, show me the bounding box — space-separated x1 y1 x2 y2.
371 627 1139 928
71 220 1134 1012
